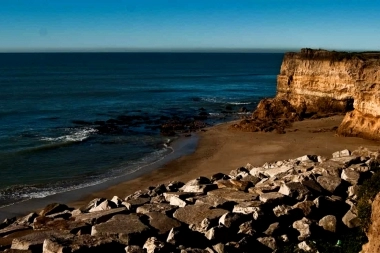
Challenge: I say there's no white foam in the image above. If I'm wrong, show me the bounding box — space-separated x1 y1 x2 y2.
228 102 252 105
41 128 97 143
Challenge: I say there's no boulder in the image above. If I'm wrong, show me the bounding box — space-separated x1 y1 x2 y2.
263 165 294 178
143 237 167 253
173 204 227 225
204 226 228 241
259 192 286 204
341 168 360 185
14 213 38 226
273 205 291 217
195 195 234 209
42 234 125 253
169 196 187 207
11 231 71 252
215 179 251 191
73 207 127 224
136 203 177 215
238 221 256 236
110 196 123 207
80 198 106 213
342 208 361 228
180 184 218 194
163 192 197 202
45 210 72 220
125 245 145 253
292 201 316 217
207 188 258 202
257 236 277 251
348 185 361 200
240 175 261 185
218 212 244 229
301 178 325 195
89 199 116 213
0 225 30 237
145 212 182 236
292 217 312 241
123 197 150 211
91 214 151 245
332 149 351 158
263 222 280 236
316 175 343 194
232 201 263 219
278 182 310 201
318 215 337 233
330 156 361 167
210 172 230 181
298 241 315 252
33 219 90 234
212 243 226 253
166 181 185 192
39 203 69 216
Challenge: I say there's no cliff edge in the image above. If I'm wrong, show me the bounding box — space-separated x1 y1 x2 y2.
279 48 380 139
233 48 380 139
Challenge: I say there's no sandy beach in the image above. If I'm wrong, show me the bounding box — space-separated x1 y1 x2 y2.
69 115 379 208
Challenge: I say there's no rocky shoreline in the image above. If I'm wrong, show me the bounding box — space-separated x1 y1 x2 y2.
1 147 378 253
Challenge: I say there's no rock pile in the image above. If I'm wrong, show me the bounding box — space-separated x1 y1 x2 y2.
0 147 378 253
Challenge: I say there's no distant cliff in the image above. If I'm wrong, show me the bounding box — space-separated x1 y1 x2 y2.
259 48 380 139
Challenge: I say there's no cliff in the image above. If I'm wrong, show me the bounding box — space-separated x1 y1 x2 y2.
277 48 380 139
231 48 380 138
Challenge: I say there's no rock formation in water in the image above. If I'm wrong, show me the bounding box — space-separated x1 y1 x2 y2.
233 48 380 139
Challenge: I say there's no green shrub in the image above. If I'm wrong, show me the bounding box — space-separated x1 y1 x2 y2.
357 167 380 231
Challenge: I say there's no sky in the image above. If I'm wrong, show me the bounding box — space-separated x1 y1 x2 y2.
0 0 379 52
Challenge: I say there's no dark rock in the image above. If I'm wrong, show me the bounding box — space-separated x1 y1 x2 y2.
207 188 258 202
218 212 245 229
195 195 234 210
210 173 230 182
318 215 337 233
136 203 177 215
173 205 227 225
278 182 310 201
0 225 30 237
11 231 71 252
73 207 128 224
91 214 151 245
39 203 69 217
42 234 125 253
145 212 182 236
316 175 343 194
123 197 151 211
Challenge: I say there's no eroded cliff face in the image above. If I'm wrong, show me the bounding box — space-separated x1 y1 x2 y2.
276 48 380 139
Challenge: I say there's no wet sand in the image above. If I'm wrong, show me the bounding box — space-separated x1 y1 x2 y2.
70 115 379 208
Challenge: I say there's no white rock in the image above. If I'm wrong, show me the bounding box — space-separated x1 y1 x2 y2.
332 149 351 158
169 196 187 207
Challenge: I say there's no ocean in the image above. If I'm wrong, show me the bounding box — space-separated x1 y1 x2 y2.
0 52 283 207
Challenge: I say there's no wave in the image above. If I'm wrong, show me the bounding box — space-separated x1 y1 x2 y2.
40 127 97 143
0 145 173 208
199 97 252 105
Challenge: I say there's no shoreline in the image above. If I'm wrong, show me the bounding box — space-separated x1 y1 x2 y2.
70 115 379 208
0 134 199 221
1 115 379 220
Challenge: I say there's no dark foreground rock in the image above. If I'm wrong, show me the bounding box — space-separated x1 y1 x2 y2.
0 148 377 253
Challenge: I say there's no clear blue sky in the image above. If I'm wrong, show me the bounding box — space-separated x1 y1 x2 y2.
1 0 379 52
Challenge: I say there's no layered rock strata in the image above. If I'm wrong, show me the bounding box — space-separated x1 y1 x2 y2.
234 48 380 139
1 147 379 252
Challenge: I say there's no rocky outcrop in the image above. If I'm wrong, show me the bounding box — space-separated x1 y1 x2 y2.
0 148 378 252
233 48 380 139
361 192 380 253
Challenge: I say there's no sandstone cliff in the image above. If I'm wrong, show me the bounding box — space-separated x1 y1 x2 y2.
278 48 380 139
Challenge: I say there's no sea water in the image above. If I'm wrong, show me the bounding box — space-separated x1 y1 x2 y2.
0 52 283 206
